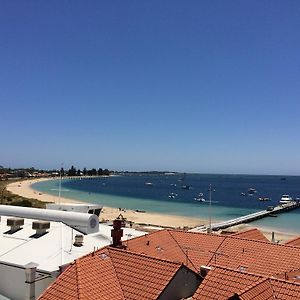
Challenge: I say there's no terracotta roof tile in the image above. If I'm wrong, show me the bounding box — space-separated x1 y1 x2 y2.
126 229 226 272
214 237 300 276
192 266 265 299
230 228 269 242
39 246 185 300
285 236 300 247
127 229 300 277
238 278 300 300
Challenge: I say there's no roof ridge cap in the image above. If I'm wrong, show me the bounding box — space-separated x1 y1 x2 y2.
74 259 83 299
210 264 268 279
237 277 270 296
103 248 126 300
270 276 300 286
231 235 300 249
173 229 212 236
285 236 300 245
231 228 258 234
107 246 183 267
226 235 272 243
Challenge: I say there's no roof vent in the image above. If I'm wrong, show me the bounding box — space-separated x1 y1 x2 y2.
73 234 84 247
200 265 211 278
32 220 50 236
238 265 248 273
7 217 24 232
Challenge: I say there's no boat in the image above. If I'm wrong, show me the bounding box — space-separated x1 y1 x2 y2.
180 173 192 190
240 192 246 196
247 188 257 195
279 195 293 204
269 213 278 217
194 197 206 202
182 185 191 190
145 182 153 186
168 192 178 199
259 197 270 201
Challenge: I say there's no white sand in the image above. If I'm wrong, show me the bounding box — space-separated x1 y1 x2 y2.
6 178 205 228
6 178 300 241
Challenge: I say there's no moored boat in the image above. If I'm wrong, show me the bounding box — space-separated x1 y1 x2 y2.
279 194 293 204
259 197 270 201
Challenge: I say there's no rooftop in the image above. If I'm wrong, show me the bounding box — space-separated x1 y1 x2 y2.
0 215 145 273
39 247 195 300
192 266 300 300
126 229 300 276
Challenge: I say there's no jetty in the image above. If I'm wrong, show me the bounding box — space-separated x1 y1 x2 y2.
190 201 300 233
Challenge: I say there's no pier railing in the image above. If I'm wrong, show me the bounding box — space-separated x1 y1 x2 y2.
190 201 300 233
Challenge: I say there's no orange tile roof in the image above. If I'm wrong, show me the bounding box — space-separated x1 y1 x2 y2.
238 278 300 300
285 236 300 247
230 228 269 242
192 266 300 300
214 237 300 276
126 229 300 277
192 266 265 299
39 246 189 300
126 229 225 272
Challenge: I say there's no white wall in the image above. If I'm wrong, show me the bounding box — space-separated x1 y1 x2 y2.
0 264 54 300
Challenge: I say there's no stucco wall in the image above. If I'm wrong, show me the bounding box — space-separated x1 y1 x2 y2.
0 264 54 300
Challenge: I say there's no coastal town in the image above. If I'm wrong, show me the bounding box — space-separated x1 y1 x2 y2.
2 1 300 299
1 171 300 299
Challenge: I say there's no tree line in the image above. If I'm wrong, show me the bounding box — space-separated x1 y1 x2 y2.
60 166 110 177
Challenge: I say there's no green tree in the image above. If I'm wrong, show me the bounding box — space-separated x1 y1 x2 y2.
103 169 110 176
67 165 77 176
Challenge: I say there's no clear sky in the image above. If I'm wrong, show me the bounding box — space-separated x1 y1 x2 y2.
1 1 300 175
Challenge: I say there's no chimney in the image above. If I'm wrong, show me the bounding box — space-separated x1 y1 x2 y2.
271 231 275 243
25 262 38 300
111 218 124 248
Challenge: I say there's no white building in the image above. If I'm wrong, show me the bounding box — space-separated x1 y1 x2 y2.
0 205 145 300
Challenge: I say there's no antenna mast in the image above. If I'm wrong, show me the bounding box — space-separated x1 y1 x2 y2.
208 184 212 234
58 162 63 204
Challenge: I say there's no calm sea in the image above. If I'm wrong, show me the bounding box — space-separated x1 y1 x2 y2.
32 173 300 234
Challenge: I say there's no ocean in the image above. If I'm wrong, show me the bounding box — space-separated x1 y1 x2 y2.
32 173 300 234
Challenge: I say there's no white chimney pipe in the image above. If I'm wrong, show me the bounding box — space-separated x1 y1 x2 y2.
25 262 38 300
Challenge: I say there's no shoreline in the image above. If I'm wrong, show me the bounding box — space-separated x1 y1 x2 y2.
6 178 206 229
5 178 300 242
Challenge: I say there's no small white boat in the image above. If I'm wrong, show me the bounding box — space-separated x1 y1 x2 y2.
280 195 293 204
247 188 257 195
145 182 153 186
168 192 178 199
194 197 206 202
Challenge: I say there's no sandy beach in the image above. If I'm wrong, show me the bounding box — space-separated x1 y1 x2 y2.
6 178 205 229
6 178 300 242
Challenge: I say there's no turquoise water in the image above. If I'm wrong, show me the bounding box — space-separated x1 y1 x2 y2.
32 174 300 233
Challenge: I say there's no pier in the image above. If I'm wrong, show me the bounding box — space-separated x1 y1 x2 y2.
190 201 300 233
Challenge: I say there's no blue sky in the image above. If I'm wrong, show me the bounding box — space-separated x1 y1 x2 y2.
1 1 300 175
